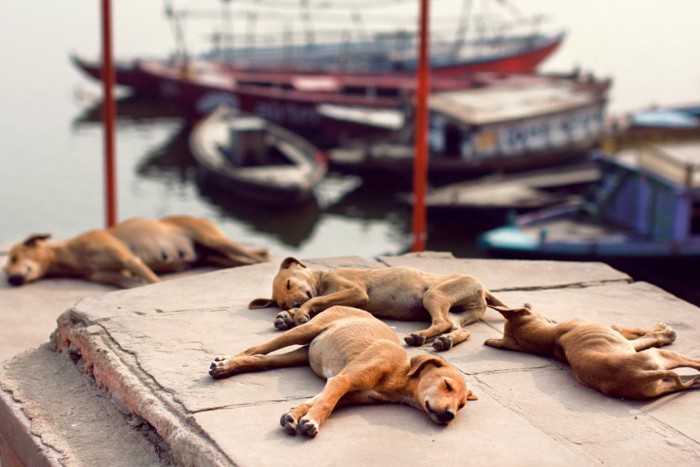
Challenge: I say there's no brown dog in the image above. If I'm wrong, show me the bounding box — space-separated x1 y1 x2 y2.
4 215 269 288
485 303 700 399
248 257 506 351
209 306 476 438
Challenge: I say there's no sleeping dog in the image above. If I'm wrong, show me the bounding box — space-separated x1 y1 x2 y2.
486 303 700 399
4 215 269 288
210 306 476 438
249 257 507 351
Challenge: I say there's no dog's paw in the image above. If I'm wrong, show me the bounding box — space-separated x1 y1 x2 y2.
432 336 453 351
280 413 298 435
274 311 294 330
293 312 311 326
298 417 319 438
209 356 231 379
404 333 427 347
655 322 676 342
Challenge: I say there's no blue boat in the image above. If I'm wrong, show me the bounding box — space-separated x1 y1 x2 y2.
479 142 700 261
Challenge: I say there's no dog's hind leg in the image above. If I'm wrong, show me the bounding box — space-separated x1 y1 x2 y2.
637 370 700 398
210 346 309 379
433 325 470 351
616 323 677 351
653 348 700 372
405 280 476 347
168 216 269 265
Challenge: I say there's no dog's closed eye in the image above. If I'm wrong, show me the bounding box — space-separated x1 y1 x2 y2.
444 380 453 392
306 290 313 300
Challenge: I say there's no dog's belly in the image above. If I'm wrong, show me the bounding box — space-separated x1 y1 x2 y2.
115 229 198 272
364 290 427 321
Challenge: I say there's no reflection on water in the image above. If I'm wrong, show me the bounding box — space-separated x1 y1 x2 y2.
67 95 409 257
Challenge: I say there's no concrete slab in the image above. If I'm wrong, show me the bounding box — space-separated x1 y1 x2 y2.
3 253 700 466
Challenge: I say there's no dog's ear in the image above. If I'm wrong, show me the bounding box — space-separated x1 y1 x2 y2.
490 304 532 317
23 233 51 247
248 298 276 309
407 354 445 377
280 257 306 269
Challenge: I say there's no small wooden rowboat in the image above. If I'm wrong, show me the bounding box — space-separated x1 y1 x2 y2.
190 106 327 206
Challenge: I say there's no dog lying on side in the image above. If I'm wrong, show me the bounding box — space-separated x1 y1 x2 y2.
485 303 700 399
209 306 476 438
248 257 507 351
4 215 269 288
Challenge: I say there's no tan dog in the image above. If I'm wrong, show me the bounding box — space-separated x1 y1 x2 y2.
4 215 269 288
249 257 506 351
485 303 700 399
209 306 476 438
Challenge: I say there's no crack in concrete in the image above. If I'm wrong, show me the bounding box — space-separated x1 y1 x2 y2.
490 278 632 294
472 375 603 465
193 396 313 414
641 411 700 447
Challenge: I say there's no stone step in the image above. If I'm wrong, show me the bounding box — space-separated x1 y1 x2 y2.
0 345 169 467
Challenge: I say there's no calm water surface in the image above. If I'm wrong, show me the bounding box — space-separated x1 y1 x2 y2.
1 1 699 304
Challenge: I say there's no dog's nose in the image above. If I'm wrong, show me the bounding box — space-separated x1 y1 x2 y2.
291 301 301 308
7 275 26 286
437 409 455 423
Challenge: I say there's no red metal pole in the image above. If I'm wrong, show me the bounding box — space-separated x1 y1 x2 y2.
411 0 430 252
101 0 117 227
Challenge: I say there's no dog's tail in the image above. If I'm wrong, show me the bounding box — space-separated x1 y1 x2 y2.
485 291 507 308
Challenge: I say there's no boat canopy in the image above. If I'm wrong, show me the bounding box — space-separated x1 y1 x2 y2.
429 80 600 126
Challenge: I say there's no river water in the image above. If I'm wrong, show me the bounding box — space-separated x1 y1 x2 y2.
1 1 699 304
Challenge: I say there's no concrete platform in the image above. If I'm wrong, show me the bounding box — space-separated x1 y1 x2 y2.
2 253 700 466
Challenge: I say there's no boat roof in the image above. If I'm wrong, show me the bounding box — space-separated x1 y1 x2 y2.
613 140 700 188
229 115 266 131
429 79 600 125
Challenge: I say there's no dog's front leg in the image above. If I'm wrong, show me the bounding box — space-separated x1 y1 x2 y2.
275 286 369 330
283 372 362 438
484 336 524 351
87 271 145 288
210 347 309 379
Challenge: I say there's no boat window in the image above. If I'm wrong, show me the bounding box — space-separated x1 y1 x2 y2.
444 124 463 158
691 200 700 235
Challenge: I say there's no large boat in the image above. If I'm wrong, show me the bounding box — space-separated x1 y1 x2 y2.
479 142 700 262
327 71 612 183
72 0 564 92
203 31 564 76
189 106 327 206
120 59 528 144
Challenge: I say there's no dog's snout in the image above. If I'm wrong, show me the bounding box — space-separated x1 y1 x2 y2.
426 402 456 424
291 301 301 308
439 409 455 422
7 274 26 286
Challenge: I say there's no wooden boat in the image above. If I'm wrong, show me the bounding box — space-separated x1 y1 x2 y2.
205 31 564 77
422 161 601 217
73 0 563 88
128 60 516 144
604 102 700 150
70 54 160 96
327 71 612 183
479 143 700 261
189 106 327 206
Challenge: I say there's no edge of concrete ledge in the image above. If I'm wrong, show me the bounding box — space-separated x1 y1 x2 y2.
51 309 232 467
